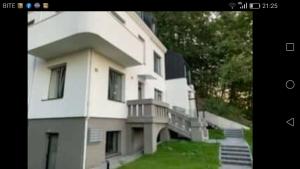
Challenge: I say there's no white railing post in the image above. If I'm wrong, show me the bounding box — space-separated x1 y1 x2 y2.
141 104 144 117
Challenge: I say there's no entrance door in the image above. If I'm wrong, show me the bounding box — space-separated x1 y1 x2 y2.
46 133 59 169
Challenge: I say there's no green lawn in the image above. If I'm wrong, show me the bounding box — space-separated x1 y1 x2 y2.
244 128 252 152
119 140 220 169
208 128 225 140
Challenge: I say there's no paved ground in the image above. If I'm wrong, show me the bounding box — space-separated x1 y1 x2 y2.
220 129 252 169
220 138 248 146
220 138 252 169
221 164 252 169
95 151 143 169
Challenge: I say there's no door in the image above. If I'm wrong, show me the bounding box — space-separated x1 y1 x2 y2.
46 133 59 169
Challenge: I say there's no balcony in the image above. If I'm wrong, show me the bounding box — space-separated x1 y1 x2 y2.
127 99 169 123
28 12 144 67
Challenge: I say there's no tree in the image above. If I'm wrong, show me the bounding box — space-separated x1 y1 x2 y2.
154 12 253 120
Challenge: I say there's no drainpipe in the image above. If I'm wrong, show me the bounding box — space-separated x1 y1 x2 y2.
82 49 93 169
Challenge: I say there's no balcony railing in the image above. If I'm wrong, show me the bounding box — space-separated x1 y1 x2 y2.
127 99 169 123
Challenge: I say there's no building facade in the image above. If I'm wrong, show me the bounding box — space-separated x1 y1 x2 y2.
28 12 207 169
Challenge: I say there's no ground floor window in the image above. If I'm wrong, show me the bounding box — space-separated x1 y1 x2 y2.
46 133 59 169
106 131 120 156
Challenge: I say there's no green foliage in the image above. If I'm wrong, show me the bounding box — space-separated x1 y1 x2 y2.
154 12 253 120
244 128 253 152
204 97 252 127
119 140 220 169
208 129 225 140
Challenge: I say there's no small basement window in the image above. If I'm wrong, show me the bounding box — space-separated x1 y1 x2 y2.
106 131 120 156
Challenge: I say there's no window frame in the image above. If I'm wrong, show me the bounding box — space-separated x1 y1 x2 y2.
47 64 66 100
105 131 121 157
153 51 162 76
45 133 59 169
154 88 163 101
108 68 124 102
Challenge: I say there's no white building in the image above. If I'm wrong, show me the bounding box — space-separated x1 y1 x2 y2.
28 11 207 169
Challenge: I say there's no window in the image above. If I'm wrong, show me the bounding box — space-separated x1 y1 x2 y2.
106 131 120 155
138 82 144 100
108 69 124 102
154 52 161 75
154 89 163 101
46 133 59 169
48 65 66 99
138 35 146 65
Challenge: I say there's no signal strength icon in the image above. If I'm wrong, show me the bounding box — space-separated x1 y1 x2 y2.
228 2 236 9
238 2 248 9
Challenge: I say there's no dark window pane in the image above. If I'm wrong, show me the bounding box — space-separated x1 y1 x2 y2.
46 133 59 169
154 52 161 75
108 70 123 101
48 65 66 99
106 131 119 155
154 89 162 101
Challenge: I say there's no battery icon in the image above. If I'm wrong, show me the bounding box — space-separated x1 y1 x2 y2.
249 3 260 9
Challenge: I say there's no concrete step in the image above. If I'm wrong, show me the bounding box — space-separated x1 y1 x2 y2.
221 155 251 161
221 151 251 157
221 146 249 150
224 134 243 136
221 148 250 152
222 159 252 166
224 136 243 138
222 145 248 149
224 129 243 131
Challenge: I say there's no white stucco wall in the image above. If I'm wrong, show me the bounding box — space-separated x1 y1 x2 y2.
28 50 90 119
28 11 57 23
28 12 144 66
166 78 196 116
88 51 129 118
28 12 168 119
28 54 35 101
88 44 166 119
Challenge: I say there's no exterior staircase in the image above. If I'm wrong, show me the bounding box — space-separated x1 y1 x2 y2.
168 109 208 141
220 129 252 168
127 99 208 142
224 129 244 138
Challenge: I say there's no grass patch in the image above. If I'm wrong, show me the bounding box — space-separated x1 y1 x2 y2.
119 140 220 169
208 128 224 140
244 128 252 152
204 97 252 127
